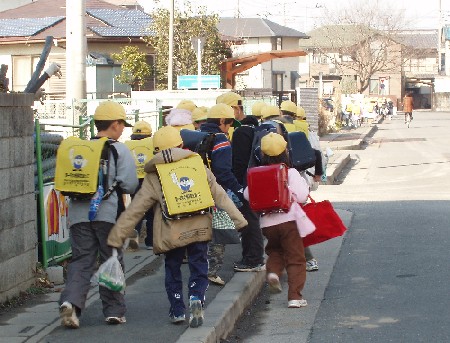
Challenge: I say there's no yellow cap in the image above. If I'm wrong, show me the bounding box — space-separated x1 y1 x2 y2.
153 126 183 152
207 103 235 119
191 106 208 122
261 104 281 119
296 106 306 119
132 120 152 135
251 101 266 117
216 92 242 107
93 101 132 126
261 132 287 157
176 99 196 112
280 100 297 115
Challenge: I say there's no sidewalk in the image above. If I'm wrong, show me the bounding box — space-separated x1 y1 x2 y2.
0 123 376 343
320 120 379 184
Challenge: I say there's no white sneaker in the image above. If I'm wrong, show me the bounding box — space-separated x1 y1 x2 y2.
208 275 225 286
60 301 79 329
288 299 308 308
306 259 319 272
105 316 126 324
267 273 282 294
189 296 204 328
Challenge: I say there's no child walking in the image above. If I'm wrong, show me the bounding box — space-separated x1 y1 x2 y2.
108 126 247 327
244 132 310 308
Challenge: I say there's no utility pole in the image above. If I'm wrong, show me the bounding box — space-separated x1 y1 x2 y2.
168 0 174 90
66 0 86 102
438 0 442 74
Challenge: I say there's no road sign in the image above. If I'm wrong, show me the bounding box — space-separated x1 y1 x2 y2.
177 75 220 89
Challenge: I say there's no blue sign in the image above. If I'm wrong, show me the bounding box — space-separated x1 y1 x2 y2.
177 75 221 89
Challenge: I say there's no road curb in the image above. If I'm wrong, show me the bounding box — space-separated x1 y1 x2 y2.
176 270 266 343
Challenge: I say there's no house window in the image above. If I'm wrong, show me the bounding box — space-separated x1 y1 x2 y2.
272 37 282 51
276 37 282 51
369 78 379 95
272 72 283 91
12 55 40 91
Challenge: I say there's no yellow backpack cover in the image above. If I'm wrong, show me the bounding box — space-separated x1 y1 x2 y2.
156 154 214 219
293 120 309 138
124 137 154 179
283 123 296 133
54 137 109 198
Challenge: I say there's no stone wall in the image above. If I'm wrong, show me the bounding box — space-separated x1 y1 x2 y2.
0 93 37 303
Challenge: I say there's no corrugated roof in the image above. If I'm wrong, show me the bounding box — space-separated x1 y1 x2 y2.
0 16 63 36
218 17 307 38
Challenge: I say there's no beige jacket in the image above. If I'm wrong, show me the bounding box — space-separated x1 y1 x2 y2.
108 148 247 254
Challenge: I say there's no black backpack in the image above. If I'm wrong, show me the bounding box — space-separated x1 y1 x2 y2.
179 129 216 167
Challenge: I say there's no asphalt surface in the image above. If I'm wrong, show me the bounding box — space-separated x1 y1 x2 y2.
0 121 377 343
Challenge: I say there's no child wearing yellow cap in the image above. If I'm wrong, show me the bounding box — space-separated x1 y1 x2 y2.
244 132 312 309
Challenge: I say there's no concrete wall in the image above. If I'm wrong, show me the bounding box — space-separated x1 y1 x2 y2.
434 92 450 111
0 93 37 303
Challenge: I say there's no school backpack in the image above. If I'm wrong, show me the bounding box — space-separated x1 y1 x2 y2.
246 163 290 214
124 137 154 179
288 131 316 171
248 121 289 168
155 154 215 220
54 136 118 200
179 129 216 167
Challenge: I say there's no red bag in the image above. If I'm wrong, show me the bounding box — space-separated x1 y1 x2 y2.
247 163 290 214
301 196 347 247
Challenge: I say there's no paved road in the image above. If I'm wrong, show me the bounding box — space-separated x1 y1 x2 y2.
226 111 450 342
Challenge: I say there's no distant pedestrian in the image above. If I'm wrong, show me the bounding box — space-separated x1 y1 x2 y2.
244 132 310 308
403 93 414 123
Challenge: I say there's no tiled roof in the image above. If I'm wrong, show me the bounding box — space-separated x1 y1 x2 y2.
87 8 151 37
395 31 438 49
300 25 437 51
0 16 63 36
0 0 150 40
218 17 308 38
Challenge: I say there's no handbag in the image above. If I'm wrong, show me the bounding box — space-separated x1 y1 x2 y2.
291 201 316 238
301 196 347 247
211 207 241 244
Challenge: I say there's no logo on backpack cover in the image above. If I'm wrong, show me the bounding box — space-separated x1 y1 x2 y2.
171 173 194 192
71 152 88 171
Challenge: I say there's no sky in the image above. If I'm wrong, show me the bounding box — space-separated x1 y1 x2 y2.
142 0 450 33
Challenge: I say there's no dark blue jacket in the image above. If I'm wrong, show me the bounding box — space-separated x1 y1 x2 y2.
200 122 242 195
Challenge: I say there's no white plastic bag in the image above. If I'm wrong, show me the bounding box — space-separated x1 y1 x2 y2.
91 248 125 292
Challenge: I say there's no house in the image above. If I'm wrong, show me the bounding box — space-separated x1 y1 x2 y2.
298 25 438 109
0 0 153 99
217 17 309 95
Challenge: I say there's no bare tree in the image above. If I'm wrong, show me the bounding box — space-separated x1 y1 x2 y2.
312 0 421 93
